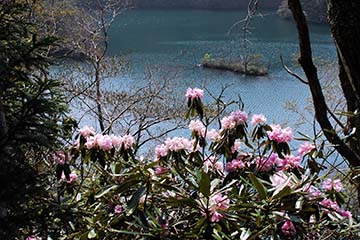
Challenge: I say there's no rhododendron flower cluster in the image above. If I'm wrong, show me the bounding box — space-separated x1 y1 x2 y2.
322 178 343 192
79 125 96 138
320 198 352 218
281 220 296 236
270 171 295 187
114 205 122 214
298 141 316 156
77 126 134 151
189 119 205 137
267 124 293 143
221 111 248 129
251 113 267 126
225 158 245 172
53 150 67 165
155 137 195 159
185 88 204 100
61 172 78 184
207 193 230 222
206 129 220 142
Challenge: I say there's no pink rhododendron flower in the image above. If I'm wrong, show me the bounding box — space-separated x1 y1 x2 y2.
84 136 96 149
322 178 343 192
155 144 168 158
225 159 245 172
155 166 169 175
164 137 193 152
251 114 267 126
267 124 293 143
114 205 122 214
189 120 205 137
53 150 67 165
298 142 316 157
270 171 294 187
206 129 220 142
231 140 241 153
320 198 340 213
111 135 123 148
221 111 248 130
121 134 135 150
186 88 204 100
61 172 77 184
97 134 113 151
305 186 322 200
79 125 96 138
210 211 224 222
340 210 352 219
214 161 224 172
281 155 301 170
281 220 296 236
206 193 230 222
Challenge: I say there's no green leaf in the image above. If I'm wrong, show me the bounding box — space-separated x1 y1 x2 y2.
272 186 292 200
95 185 119 199
127 187 146 210
248 173 267 200
199 171 211 197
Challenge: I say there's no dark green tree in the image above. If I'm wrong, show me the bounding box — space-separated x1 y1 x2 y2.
0 1 69 237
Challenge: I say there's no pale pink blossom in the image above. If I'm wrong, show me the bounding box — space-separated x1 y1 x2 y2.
322 178 343 192
155 144 168 158
84 136 96 149
121 134 135 150
204 156 217 168
281 220 296 236
210 211 224 222
270 171 294 187
79 125 96 138
206 129 220 142
210 194 230 211
114 205 122 214
221 111 248 130
231 140 241 153
214 161 224 172
97 134 113 151
251 114 267 126
164 137 193 152
186 88 204 100
298 142 316 157
189 120 205 137
267 124 293 143
111 135 123 148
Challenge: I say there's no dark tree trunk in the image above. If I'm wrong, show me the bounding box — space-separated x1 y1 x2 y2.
328 0 360 154
288 0 360 204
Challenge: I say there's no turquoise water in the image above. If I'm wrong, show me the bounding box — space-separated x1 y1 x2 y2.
108 9 336 128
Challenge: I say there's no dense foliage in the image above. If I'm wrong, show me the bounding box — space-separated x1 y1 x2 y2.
0 1 69 238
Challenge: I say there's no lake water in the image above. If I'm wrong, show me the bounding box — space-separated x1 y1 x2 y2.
108 9 336 132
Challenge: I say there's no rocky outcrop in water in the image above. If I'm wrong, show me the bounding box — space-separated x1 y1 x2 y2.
134 0 282 10
277 0 327 23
